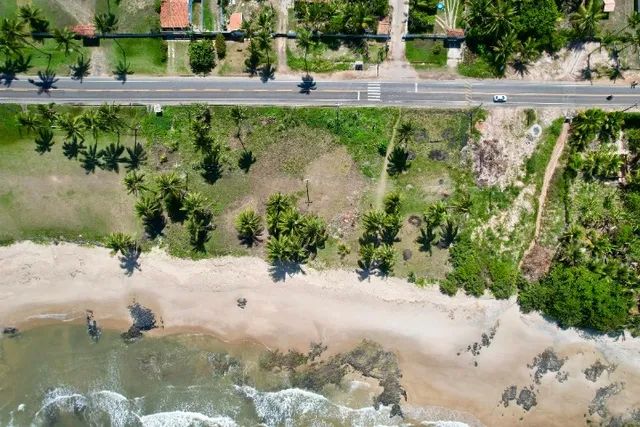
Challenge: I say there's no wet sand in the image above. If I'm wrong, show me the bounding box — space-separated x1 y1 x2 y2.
1 241 640 426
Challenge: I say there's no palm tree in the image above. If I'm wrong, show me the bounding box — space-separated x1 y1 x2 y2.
114 57 133 82
235 209 264 245
383 192 402 215
486 0 516 39
200 145 224 183
439 217 459 247
266 234 293 263
56 112 85 141
94 12 118 34
570 0 606 39
16 110 40 133
256 30 272 68
375 244 396 275
53 27 78 56
296 27 314 75
0 18 27 54
397 122 414 144
100 142 126 172
19 5 49 33
81 109 103 143
135 194 165 236
266 192 294 235
492 31 518 74
70 54 91 82
358 242 377 271
299 214 328 252
80 143 103 173
155 172 185 218
601 111 624 143
423 201 448 230
278 208 303 236
230 106 246 140
124 142 147 171
104 232 136 256
181 192 208 217
34 127 54 154
123 170 146 195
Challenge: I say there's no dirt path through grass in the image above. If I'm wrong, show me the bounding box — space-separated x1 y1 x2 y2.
53 0 94 25
520 121 569 266
374 111 402 208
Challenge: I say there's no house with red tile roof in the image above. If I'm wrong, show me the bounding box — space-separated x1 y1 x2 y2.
160 0 193 30
71 24 96 38
228 12 243 31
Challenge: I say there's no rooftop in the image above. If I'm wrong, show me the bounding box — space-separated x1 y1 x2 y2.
160 0 191 29
228 12 243 31
71 24 96 37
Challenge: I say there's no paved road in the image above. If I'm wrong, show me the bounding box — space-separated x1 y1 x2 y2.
1 76 639 108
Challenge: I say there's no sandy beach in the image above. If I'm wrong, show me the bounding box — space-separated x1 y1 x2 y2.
1 241 640 426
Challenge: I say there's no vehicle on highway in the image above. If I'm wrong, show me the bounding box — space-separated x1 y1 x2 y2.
493 94 508 103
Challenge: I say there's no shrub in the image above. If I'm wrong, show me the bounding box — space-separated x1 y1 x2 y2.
215 33 227 59
189 40 216 75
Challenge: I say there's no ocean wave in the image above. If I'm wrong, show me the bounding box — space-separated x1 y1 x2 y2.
31 387 237 427
140 411 237 427
237 385 406 427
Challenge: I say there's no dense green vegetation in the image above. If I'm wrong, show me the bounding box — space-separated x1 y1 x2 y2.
189 40 216 74
520 109 640 334
293 0 389 34
405 40 447 68
408 0 438 33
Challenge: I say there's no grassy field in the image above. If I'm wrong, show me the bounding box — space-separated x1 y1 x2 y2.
405 40 447 69
0 104 557 288
108 39 167 75
0 105 139 245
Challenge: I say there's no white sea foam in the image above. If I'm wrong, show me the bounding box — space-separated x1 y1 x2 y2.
140 411 237 427
237 385 406 427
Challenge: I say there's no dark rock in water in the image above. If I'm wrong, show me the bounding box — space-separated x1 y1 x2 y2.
85 310 101 341
501 385 518 407
128 302 157 331
207 352 242 376
237 298 247 309
121 325 143 343
402 249 412 261
516 387 537 411
2 327 19 337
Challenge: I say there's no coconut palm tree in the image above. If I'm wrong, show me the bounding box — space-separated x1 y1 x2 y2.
80 109 103 143
266 234 293 263
256 30 272 68
358 242 377 271
235 209 264 245
34 127 54 154
94 12 118 34
19 5 49 33
266 192 294 235
296 27 314 75
570 0 606 39
70 54 91 82
601 111 624 143
397 122 414 144
375 244 396 275
299 214 328 252
124 142 147 171
53 27 78 56
56 112 85 141
181 192 208 217
16 110 40 133
104 232 136 256
0 18 27 54
123 170 146 195
423 201 448 231
230 106 246 140
486 0 516 39
100 142 126 172
383 192 402 215
492 31 518 73
200 144 224 183
135 194 164 236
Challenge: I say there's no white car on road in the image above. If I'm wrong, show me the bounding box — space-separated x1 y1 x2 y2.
493 94 508 103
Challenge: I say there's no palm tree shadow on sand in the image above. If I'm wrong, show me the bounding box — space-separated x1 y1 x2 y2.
269 261 305 282
119 248 141 276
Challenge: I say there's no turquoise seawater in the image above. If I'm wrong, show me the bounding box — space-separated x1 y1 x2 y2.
0 324 469 426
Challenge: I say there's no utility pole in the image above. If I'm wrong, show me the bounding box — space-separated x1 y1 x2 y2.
304 179 312 208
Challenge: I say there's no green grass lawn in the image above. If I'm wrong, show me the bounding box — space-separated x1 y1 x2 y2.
458 53 496 78
108 39 167 75
0 105 139 245
33 0 79 28
405 40 447 68
203 0 215 31
0 0 18 19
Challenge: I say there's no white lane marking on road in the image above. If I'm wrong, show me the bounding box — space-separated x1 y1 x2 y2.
357 91 361 101
367 83 381 101
415 82 418 93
